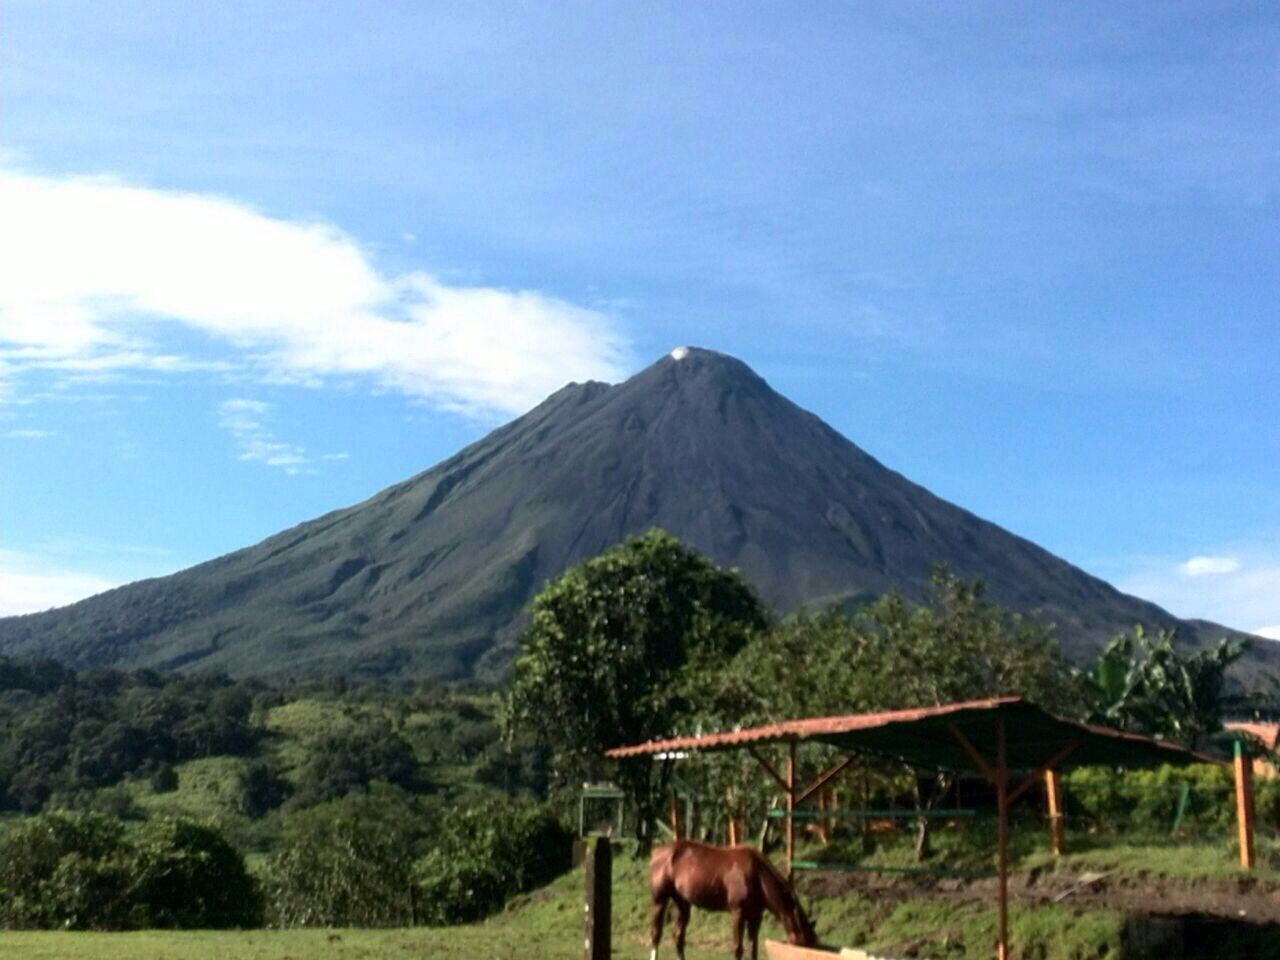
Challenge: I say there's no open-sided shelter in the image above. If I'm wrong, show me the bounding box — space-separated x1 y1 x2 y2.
606 697 1250 960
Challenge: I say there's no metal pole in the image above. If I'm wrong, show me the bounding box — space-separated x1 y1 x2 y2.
996 718 1009 960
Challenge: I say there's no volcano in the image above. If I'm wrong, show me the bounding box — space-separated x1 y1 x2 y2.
0 348 1269 682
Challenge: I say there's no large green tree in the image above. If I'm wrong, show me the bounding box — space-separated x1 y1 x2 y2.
506 529 769 842
695 568 1081 858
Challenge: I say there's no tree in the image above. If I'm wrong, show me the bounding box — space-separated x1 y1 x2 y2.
697 568 1081 858
412 797 570 924
1085 625 1250 749
263 785 428 927
507 529 769 843
130 817 262 929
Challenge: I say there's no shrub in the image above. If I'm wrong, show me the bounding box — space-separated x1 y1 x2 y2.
412 796 570 925
1062 764 1234 837
263 785 427 927
131 817 262 928
0 811 259 930
0 811 134 929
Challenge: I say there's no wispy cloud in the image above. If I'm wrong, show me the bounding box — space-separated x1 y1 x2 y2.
5 428 53 439
1117 549 1280 641
0 166 630 415
1178 555 1241 577
0 548 121 616
217 398 342 475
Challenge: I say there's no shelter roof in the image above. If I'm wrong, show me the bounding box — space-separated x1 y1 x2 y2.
605 697 1217 772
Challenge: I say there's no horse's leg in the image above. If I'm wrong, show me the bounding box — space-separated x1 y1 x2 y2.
673 898 691 960
649 893 669 960
730 907 746 960
746 910 763 960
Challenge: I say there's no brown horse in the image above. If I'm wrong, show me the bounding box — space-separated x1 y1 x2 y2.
649 840 817 960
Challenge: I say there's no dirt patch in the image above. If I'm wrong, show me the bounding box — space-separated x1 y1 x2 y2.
797 866 1280 924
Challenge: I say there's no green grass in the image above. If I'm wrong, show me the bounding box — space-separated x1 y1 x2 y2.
0 845 1134 960
1 834 1275 960
130 756 251 821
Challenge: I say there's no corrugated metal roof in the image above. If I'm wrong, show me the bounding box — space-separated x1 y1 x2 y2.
605 697 1218 771
606 697 1019 756
1226 721 1280 751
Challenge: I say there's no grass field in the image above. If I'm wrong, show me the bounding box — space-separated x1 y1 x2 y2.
0 832 1275 959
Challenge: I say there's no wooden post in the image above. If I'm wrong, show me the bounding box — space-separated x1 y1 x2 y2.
726 787 738 846
785 739 796 879
996 718 1009 960
669 793 680 840
1045 768 1064 857
584 836 611 960
1234 739 1255 870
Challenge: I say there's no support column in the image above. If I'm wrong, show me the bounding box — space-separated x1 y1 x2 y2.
785 739 796 879
1234 739 1255 871
1044 768 1064 857
996 718 1009 960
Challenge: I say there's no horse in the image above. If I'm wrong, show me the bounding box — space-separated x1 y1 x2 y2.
649 839 817 960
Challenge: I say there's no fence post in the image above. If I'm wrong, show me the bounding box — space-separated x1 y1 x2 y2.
1234 739 1255 871
1044 769 1064 856
584 836 611 960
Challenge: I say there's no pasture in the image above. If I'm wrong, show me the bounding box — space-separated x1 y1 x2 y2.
11 838 1280 960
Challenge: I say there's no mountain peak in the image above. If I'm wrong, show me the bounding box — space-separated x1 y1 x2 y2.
4 343 1271 684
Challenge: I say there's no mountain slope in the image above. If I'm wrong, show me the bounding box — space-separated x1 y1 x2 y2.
1 348 1271 682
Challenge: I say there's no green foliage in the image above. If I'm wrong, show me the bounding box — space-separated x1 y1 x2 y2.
289 720 418 808
237 760 291 817
129 817 262 928
262 785 429 927
1062 763 1236 836
0 811 258 930
708 568 1081 727
412 797 570 925
0 811 135 929
508 529 768 832
1084 626 1250 748
685 569 1082 854
0 659 261 812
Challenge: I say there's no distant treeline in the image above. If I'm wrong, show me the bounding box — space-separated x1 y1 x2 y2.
0 657 546 818
0 655 567 930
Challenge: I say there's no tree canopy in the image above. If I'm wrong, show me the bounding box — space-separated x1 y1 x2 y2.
506 529 769 835
1084 625 1251 749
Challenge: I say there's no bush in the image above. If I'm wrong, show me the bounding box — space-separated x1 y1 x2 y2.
0 811 134 929
263 785 427 927
1062 764 1235 836
131 817 262 928
0 811 259 930
412 796 570 925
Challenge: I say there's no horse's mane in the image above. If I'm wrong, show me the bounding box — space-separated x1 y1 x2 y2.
750 848 815 944
751 850 794 907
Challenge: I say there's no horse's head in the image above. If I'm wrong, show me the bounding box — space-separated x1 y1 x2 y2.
785 898 818 948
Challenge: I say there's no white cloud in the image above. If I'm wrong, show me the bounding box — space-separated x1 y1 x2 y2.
5 428 53 439
1178 555 1241 577
1117 550 1280 640
217 398 341 475
0 166 630 416
1256 625 1280 641
0 548 121 616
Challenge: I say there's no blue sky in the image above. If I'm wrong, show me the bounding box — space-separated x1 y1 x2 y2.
2 2 1278 639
